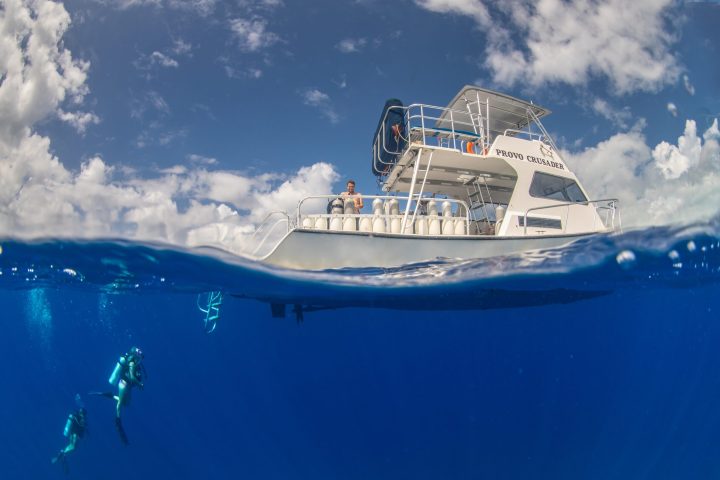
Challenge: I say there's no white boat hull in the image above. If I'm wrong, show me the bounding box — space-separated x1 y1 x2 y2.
261 229 592 270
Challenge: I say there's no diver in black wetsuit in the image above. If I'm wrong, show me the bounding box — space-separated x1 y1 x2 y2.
51 406 87 474
90 347 146 445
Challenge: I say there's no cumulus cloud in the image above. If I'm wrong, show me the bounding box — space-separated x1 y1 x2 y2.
229 17 279 52
336 38 367 53
652 120 704 180
667 102 678 117
563 119 720 226
301 89 340 124
414 0 681 94
0 0 340 255
0 0 94 146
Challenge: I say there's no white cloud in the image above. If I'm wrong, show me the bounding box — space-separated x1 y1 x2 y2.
171 38 192 56
667 102 678 117
333 74 348 89
652 120 703 180
134 41 192 73
149 51 179 67
187 153 218 165
414 0 490 24
229 17 279 52
247 67 263 79
563 119 720 226
58 110 101 134
108 0 216 16
167 0 217 16
415 0 681 94
336 38 367 53
683 74 695 95
0 0 92 146
237 0 284 9
131 91 170 119
0 0 339 255
591 98 632 129
108 0 162 9
302 89 340 124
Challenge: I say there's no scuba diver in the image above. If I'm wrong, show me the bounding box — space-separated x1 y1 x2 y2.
51 395 87 474
90 346 146 445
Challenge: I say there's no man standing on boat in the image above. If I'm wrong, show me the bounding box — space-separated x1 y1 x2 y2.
341 179 364 213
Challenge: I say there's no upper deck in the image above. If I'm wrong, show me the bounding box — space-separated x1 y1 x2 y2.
372 85 556 186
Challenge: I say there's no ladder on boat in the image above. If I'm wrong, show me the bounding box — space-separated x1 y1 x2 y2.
197 291 223 333
464 175 495 235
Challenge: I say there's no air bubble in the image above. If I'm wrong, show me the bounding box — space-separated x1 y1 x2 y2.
616 250 636 268
62 268 77 277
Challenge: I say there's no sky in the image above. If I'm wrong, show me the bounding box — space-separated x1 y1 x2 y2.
0 0 719 253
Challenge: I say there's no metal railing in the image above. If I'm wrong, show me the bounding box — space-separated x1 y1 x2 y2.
521 199 620 235
245 211 291 256
373 104 486 175
502 129 545 142
373 101 554 180
296 194 472 236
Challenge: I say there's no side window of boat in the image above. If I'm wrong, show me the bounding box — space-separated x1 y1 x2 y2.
529 172 588 202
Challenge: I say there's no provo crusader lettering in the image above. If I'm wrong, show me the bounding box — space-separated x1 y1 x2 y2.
495 149 565 170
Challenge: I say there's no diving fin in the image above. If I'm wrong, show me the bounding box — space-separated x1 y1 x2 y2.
115 417 129 445
51 452 69 475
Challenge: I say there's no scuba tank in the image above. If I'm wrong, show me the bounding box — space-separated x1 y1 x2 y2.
63 414 74 437
108 356 126 386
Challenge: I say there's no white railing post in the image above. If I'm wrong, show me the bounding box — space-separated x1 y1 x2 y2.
401 148 423 233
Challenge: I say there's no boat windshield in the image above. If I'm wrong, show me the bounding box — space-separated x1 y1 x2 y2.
529 172 587 203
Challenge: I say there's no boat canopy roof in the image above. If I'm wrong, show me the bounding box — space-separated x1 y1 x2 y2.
435 85 551 139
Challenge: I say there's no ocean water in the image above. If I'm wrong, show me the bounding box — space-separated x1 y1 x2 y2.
1 221 720 479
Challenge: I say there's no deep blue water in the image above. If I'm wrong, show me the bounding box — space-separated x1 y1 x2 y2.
1 221 720 479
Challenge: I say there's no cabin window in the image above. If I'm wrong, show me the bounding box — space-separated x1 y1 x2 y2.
529 172 587 203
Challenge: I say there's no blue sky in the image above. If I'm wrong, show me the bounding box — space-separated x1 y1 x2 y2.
1 0 719 251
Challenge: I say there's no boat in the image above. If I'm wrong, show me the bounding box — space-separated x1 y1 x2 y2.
247 85 620 270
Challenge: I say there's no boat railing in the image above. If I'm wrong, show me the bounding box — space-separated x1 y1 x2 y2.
373 104 487 176
521 199 621 235
245 211 291 257
405 104 488 153
296 194 473 236
502 129 545 142
373 101 552 179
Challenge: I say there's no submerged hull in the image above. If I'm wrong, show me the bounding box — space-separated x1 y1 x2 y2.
261 229 592 270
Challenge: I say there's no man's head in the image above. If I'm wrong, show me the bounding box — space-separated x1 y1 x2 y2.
346 180 356 193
